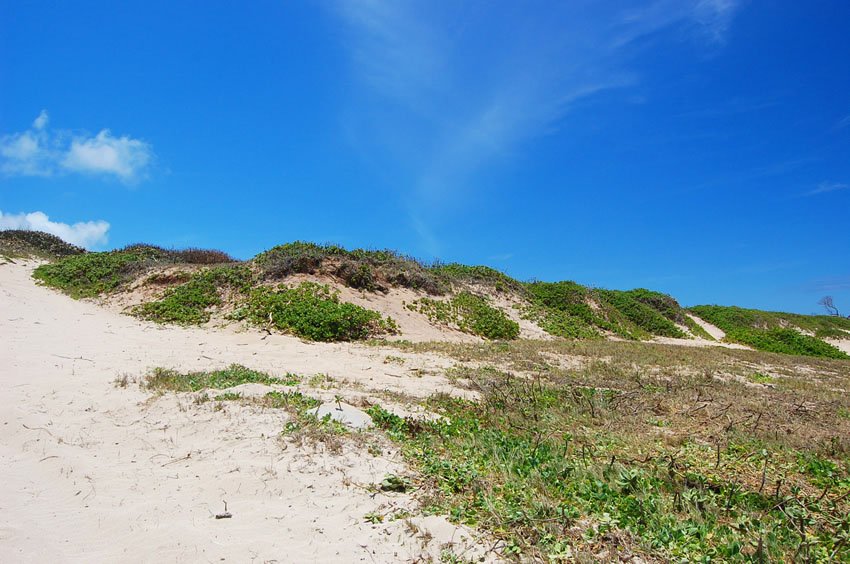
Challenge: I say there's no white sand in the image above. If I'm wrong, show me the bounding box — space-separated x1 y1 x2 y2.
685 313 727 341
827 338 850 355
0 261 495 563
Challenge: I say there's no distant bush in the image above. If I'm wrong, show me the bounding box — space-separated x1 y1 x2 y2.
0 230 86 259
689 305 850 358
725 327 848 359
410 291 519 340
241 281 397 341
172 247 236 264
432 263 524 293
254 241 446 294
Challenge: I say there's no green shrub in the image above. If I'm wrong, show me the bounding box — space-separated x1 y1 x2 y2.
135 266 253 324
519 303 600 339
410 291 519 340
243 281 397 341
33 246 172 298
596 289 686 339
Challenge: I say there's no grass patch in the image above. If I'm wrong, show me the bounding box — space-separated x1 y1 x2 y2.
144 364 298 392
409 291 520 340
239 281 398 341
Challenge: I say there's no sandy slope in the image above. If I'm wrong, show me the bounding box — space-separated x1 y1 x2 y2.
0 261 494 563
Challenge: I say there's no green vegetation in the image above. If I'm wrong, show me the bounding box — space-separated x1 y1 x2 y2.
135 266 253 324
33 245 172 298
144 364 298 392
524 282 688 340
0 230 86 260
409 291 520 340
254 241 446 294
690 305 850 359
32 243 235 298
369 360 850 561
28 235 850 357
432 263 525 293
240 281 398 341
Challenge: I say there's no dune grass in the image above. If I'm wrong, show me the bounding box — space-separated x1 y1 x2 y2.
144 364 299 392
370 339 850 561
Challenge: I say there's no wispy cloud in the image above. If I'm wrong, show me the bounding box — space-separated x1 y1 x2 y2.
0 111 153 183
803 181 848 197
332 1 740 249
0 210 110 249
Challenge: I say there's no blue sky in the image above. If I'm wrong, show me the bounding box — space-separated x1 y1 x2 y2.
1 1 849 314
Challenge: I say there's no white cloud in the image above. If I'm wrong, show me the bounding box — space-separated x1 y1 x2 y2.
804 181 848 197
0 210 110 249
0 111 152 183
62 130 152 181
32 110 49 130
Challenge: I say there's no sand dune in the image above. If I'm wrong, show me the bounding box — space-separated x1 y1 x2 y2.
0 261 494 563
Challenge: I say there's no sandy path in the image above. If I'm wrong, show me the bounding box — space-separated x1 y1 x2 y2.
0 262 492 563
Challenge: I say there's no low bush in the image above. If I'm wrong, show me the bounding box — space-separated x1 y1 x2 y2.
241 281 397 341
596 289 686 339
410 291 519 340
33 246 172 298
172 247 236 264
135 266 253 324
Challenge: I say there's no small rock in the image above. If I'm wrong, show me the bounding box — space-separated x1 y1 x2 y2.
314 402 373 429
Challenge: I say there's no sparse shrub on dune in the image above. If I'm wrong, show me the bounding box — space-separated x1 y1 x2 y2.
0 230 86 259
253 241 447 294
134 266 253 325
409 291 520 340
431 263 525 294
